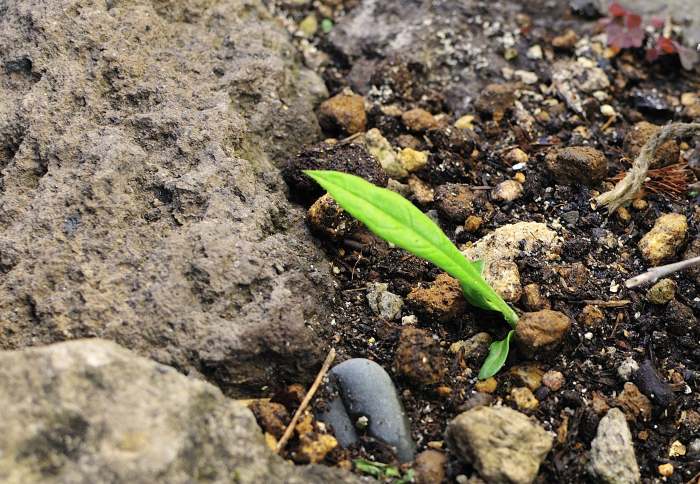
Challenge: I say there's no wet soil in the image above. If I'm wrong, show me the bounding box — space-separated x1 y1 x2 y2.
263 1 700 482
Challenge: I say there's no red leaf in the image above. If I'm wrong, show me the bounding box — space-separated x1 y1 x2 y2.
646 46 660 62
658 36 676 54
625 14 642 29
609 2 627 17
650 16 665 29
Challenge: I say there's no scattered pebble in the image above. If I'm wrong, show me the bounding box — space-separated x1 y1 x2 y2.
669 440 686 457
491 179 523 202
317 92 366 135
526 45 543 59
454 115 475 130
616 382 652 421
474 83 516 120
521 283 550 311
402 108 440 132
307 194 358 239
475 377 497 394
318 358 416 462
510 364 545 391
504 147 529 166
298 14 318 37
486 259 522 302
450 332 492 364
646 278 677 304
464 215 483 233
514 70 538 85
248 400 289 439
394 327 446 385
406 273 467 322
408 175 435 204
617 357 639 382
551 29 578 50
447 406 552 484
600 104 616 117
580 304 605 328
638 213 688 265
589 408 641 484
414 450 447 484
545 146 608 186
511 386 539 410
366 283 403 320
542 370 565 391
435 183 486 223
657 463 673 478
365 128 407 178
398 147 429 173
515 309 572 357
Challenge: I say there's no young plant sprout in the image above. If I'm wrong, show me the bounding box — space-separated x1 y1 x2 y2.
305 170 519 379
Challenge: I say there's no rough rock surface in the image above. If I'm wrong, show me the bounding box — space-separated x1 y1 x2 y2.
328 0 524 112
589 408 641 484
0 339 363 483
447 406 553 484
0 0 335 397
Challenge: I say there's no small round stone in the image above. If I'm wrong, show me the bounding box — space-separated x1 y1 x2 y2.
658 463 673 477
542 370 565 391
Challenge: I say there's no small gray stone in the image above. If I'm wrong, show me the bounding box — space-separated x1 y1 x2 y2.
367 283 403 320
688 438 700 457
318 358 416 462
589 408 641 484
447 406 552 484
617 357 640 381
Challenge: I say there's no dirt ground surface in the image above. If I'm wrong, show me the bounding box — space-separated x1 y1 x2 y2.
253 0 700 483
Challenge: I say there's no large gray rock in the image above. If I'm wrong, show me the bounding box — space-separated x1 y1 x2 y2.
589 408 641 484
329 0 515 113
0 339 365 483
446 406 552 484
0 0 331 396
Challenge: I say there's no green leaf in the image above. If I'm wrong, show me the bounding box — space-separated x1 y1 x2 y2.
321 18 333 33
354 459 384 478
304 170 518 326
478 330 515 379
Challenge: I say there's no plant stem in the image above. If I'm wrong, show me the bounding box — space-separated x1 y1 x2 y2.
624 255 700 288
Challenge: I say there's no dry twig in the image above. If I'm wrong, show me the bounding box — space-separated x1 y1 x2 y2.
624 255 700 288
275 348 336 454
594 122 700 212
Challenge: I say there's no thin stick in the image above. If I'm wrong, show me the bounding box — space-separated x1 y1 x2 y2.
575 299 631 307
624 255 700 288
275 348 336 454
594 122 700 213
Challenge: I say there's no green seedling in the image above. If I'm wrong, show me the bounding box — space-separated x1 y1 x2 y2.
354 459 415 483
305 170 519 378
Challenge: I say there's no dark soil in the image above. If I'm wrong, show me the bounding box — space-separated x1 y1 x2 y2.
262 1 700 482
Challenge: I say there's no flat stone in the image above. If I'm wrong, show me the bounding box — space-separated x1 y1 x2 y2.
318 358 416 462
0 339 361 483
447 406 552 484
589 408 641 484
